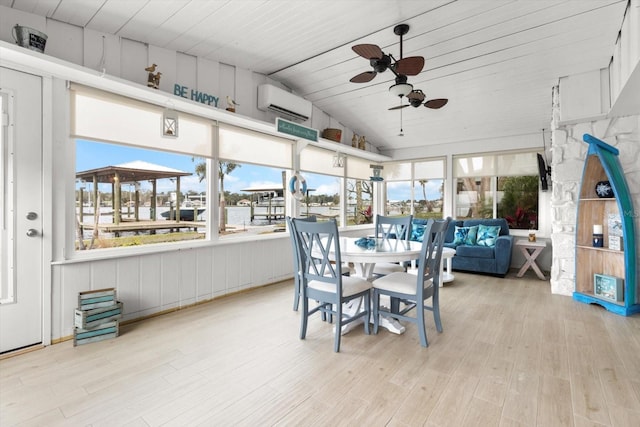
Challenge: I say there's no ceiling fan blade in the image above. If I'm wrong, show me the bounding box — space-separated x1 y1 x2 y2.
424 98 448 109
352 44 383 60
394 56 425 76
349 71 377 83
388 104 410 111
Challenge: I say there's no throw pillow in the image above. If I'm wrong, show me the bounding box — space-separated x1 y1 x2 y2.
476 224 502 247
452 225 478 246
411 223 425 242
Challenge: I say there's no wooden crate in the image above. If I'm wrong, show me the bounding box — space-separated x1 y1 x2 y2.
74 301 123 329
73 320 119 346
78 288 116 310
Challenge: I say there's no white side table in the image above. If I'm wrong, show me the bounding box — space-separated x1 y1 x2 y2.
515 239 547 280
407 246 456 286
440 247 456 284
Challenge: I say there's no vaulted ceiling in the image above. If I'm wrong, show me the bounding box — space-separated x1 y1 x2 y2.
4 0 628 155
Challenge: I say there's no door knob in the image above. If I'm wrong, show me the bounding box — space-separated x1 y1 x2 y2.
26 229 38 237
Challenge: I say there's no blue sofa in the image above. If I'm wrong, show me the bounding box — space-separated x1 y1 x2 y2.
412 218 514 277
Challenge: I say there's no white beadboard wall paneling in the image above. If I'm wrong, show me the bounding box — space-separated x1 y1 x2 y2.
117 257 142 315
91 259 119 291
120 38 148 87
60 262 92 338
160 251 182 311
196 247 214 301
212 246 228 297
83 28 121 76
50 265 63 339
179 250 198 307
196 57 221 104
176 51 197 93
45 18 83 65
224 244 242 293
148 45 176 93
234 67 252 116
139 255 163 318
218 62 235 111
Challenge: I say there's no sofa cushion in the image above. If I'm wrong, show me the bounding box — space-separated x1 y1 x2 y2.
411 219 461 243
463 218 509 236
476 224 502 247
455 244 495 259
452 225 478 246
411 223 425 242
444 220 463 243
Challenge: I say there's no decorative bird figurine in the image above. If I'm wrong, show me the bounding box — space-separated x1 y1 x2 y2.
152 72 162 89
146 64 159 87
226 96 239 112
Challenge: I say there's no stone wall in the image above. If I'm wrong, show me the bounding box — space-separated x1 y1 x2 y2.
550 115 640 295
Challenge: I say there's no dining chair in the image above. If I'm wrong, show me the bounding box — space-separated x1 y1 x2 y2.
287 216 353 313
286 215 316 312
372 214 413 276
293 218 372 352
372 217 451 347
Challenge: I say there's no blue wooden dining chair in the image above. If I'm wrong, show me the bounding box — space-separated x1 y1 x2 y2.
372 217 451 347
287 215 352 313
286 215 316 312
293 218 371 352
372 214 413 276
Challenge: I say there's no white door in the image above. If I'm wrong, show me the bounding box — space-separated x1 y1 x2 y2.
0 67 43 354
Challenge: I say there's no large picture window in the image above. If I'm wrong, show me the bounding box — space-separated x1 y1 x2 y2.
217 162 290 238
454 152 540 229
384 159 445 220
71 85 213 251
75 140 208 250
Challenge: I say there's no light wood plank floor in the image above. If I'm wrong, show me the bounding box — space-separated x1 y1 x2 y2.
1 270 639 426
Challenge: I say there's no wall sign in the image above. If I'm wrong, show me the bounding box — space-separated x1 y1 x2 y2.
174 84 219 107
276 117 318 142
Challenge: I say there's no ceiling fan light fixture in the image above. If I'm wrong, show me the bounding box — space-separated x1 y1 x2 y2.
389 82 413 97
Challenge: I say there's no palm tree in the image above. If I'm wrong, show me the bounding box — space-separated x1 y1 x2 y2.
219 162 240 232
418 179 434 213
195 161 206 183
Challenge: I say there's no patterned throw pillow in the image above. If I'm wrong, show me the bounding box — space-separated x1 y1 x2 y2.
452 225 478 246
411 224 425 242
476 224 502 247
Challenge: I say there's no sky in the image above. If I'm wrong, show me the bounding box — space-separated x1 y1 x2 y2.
76 140 442 200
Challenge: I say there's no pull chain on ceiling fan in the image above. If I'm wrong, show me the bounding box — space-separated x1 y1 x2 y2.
350 24 449 114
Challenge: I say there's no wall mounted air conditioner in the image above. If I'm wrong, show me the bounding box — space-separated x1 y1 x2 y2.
257 84 312 122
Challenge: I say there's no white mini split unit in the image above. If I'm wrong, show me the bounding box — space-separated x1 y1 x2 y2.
257 84 312 122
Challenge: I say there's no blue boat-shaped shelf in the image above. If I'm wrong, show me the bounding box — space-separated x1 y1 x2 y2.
573 134 638 316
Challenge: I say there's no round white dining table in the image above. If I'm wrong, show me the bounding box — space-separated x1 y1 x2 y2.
333 237 423 335
338 237 423 280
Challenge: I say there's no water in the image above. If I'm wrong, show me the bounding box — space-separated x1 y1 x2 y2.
76 205 341 237
225 206 339 226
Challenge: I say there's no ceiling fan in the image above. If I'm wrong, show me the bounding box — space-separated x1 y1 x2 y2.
350 24 448 111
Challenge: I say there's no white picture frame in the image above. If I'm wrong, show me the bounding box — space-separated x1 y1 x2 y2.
608 235 622 251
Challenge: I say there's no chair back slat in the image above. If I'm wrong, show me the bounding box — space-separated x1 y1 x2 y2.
287 215 318 311
375 214 413 242
293 218 342 287
417 218 451 294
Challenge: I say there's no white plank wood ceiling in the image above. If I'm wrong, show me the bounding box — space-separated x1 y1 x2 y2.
4 0 628 154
